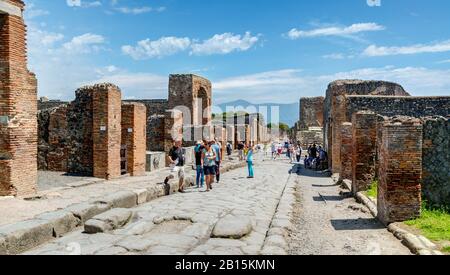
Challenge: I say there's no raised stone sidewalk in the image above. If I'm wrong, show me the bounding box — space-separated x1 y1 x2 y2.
0 157 246 255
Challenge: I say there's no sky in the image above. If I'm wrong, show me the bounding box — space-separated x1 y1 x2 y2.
24 0 450 104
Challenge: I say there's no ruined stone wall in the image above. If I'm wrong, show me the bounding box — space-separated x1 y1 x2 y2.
297 129 323 148
323 80 410 173
422 116 450 208
92 84 122 180
378 117 422 224
38 100 68 111
124 99 168 152
351 111 377 193
0 3 38 196
38 106 68 171
299 97 324 130
67 87 94 175
121 103 146 177
345 96 450 121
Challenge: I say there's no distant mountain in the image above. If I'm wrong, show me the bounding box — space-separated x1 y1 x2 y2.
216 100 299 127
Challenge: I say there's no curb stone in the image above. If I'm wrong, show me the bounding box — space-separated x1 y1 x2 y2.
261 170 297 255
337 175 443 256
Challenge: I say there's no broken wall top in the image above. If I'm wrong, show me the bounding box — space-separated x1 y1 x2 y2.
326 79 411 98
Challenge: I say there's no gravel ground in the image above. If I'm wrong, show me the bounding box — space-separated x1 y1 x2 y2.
288 165 411 255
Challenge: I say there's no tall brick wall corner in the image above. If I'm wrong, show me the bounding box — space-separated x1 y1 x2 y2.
92 84 122 180
351 111 377 193
121 103 146 177
339 122 353 181
378 117 423 224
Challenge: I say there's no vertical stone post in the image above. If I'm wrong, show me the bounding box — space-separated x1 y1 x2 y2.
378 117 422 225
0 1 38 196
226 124 235 149
121 103 146 177
92 84 122 180
340 122 352 181
351 111 377 193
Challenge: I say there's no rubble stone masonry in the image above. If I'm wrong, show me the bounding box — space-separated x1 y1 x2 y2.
92 84 122 180
352 111 377 193
121 103 146 176
299 97 324 130
0 1 38 196
378 117 423 224
421 116 450 208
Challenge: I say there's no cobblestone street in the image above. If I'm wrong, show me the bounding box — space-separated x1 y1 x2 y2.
23 155 411 255
25 157 294 255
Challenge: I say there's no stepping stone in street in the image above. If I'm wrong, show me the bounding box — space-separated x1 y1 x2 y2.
212 215 253 239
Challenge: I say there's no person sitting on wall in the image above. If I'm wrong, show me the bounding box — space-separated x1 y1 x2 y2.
167 140 186 193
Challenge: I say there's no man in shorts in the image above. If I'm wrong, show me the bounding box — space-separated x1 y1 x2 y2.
167 140 186 193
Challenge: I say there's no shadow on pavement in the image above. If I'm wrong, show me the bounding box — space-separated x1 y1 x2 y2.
331 218 385 231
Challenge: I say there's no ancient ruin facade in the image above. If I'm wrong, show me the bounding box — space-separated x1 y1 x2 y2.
0 0 38 196
299 97 324 130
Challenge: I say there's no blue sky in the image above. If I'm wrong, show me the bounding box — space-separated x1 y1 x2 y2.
24 0 450 103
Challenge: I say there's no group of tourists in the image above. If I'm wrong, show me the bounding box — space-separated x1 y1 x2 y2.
304 144 328 171
165 139 256 194
270 141 302 163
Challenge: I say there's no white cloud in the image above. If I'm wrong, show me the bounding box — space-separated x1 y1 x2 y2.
122 37 191 60
437 59 450 64
114 6 166 14
363 40 450 56
190 32 260 56
323 53 346 60
286 23 385 40
66 0 101 8
367 0 382 7
24 3 50 19
62 33 106 53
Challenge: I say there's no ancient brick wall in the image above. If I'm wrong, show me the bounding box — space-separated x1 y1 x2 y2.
297 129 323 148
38 106 69 171
121 103 146 177
339 122 352 181
345 96 450 120
351 111 377 193
123 99 168 152
378 117 422 224
421 116 450 208
168 74 212 127
323 80 409 173
0 2 38 196
299 97 324 130
92 84 122 180
38 99 68 111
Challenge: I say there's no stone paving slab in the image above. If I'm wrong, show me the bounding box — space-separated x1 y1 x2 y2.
25 158 293 255
0 157 245 255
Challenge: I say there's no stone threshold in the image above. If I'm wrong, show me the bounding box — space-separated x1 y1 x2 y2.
336 175 443 256
0 160 247 255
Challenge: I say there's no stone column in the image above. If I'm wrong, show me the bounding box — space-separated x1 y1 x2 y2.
121 103 146 177
0 1 38 196
340 122 352 181
377 117 422 225
92 84 122 180
164 109 183 166
351 111 377 193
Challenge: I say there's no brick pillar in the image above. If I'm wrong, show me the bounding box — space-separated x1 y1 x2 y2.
351 111 377 193
0 2 38 196
164 109 183 166
92 84 122 180
378 117 422 225
340 122 352 181
121 103 146 177
226 125 235 149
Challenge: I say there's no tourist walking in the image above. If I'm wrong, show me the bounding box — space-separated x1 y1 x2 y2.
167 140 186 193
202 141 217 192
226 142 232 156
237 142 245 161
212 139 222 183
194 141 205 188
247 145 255 179
295 146 302 163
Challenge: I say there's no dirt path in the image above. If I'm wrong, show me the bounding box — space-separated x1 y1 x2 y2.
288 165 411 255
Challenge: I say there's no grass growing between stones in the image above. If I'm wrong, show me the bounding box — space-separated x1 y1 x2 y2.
366 180 378 199
405 204 450 253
